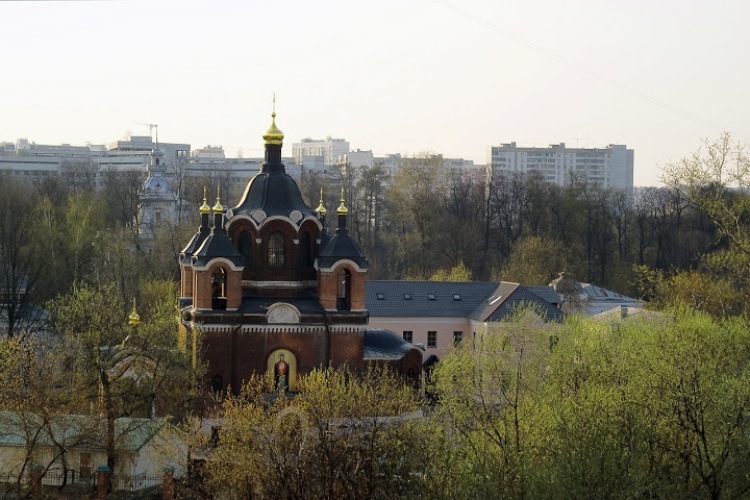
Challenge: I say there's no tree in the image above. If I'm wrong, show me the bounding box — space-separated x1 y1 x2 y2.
432 313 554 498
499 235 572 285
383 154 446 278
99 168 143 230
659 133 750 314
0 176 46 338
206 367 425 499
59 158 98 194
440 169 486 278
430 262 473 282
48 281 199 472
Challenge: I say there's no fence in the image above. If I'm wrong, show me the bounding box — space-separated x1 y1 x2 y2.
0 470 166 499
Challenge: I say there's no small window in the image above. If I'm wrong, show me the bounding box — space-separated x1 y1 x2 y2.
453 294 461 300
453 331 463 346
403 331 413 343
269 232 285 268
427 294 436 300
427 331 437 348
376 293 385 300
403 293 411 300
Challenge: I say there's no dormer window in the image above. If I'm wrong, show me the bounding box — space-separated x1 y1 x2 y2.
268 232 285 268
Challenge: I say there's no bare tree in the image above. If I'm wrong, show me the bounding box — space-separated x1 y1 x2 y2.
0 176 46 338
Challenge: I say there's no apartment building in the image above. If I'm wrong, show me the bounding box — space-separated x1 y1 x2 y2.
487 142 634 190
292 136 350 167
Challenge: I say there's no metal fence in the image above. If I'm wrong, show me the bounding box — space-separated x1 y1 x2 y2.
0 471 163 498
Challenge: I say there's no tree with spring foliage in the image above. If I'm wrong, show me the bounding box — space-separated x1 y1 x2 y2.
47 281 200 472
660 133 750 316
206 367 426 499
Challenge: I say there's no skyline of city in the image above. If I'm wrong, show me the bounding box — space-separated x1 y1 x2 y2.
2 0 748 187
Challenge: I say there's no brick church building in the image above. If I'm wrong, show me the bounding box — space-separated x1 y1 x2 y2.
178 111 422 394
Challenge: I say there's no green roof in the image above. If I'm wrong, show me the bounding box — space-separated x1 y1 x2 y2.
0 411 167 452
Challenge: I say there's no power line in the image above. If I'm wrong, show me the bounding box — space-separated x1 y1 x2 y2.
432 0 726 134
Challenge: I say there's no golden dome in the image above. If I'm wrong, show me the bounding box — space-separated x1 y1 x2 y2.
128 298 141 327
212 196 224 213
199 187 211 214
316 188 327 215
337 186 348 215
263 112 284 146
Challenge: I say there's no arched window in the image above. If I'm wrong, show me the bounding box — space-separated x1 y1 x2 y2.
269 232 285 268
298 232 311 269
212 268 226 310
238 231 252 264
337 269 351 311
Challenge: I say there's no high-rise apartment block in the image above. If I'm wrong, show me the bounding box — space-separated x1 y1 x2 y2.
292 137 350 167
487 142 634 190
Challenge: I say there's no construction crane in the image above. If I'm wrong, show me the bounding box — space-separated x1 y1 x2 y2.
136 123 159 144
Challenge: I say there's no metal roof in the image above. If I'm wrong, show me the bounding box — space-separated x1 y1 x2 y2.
365 281 500 318
363 328 420 360
365 281 564 323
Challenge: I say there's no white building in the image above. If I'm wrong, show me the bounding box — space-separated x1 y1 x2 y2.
0 412 187 489
139 148 181 240
486 142 634 190
0 136 303 191
0 136 191 183
335 149 374 169
292 136 350 167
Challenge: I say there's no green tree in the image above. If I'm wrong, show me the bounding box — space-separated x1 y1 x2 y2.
432 314 553 498
207 367 425 499
499 235 572 285
48 281 198 471
430 262 473 282
661 133 750 308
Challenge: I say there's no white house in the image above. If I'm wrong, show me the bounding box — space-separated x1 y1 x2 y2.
0 412 186 492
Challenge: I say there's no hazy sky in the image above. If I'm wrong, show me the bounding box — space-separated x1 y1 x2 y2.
2 0 748 186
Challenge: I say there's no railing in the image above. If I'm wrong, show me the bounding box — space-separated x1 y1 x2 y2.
0 471 163 497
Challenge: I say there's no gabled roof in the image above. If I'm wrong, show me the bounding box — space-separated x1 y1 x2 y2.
526 285 563 306
365 281 563 323
472 283 564 322
365 281 500 318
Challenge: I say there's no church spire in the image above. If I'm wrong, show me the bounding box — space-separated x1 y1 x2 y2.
261 96 284 172
212 187 226 233
263 94 284 146
336 185 348 233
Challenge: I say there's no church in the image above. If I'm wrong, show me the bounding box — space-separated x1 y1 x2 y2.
177 111 422 394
